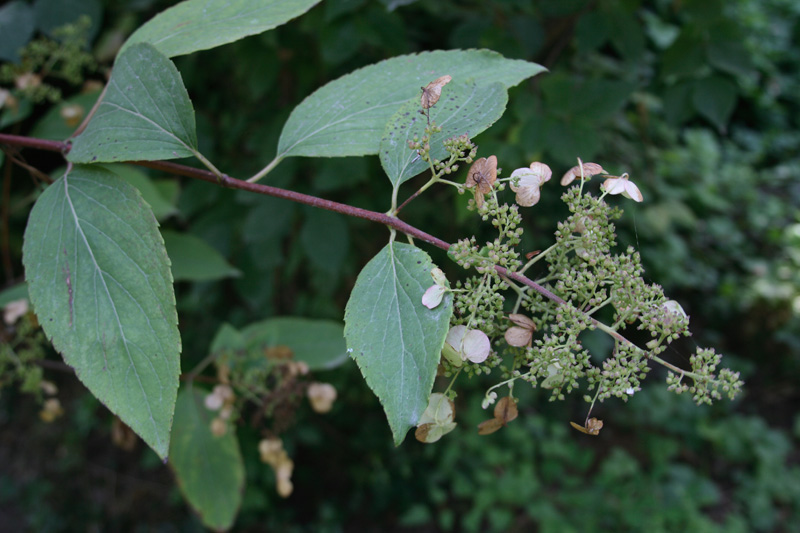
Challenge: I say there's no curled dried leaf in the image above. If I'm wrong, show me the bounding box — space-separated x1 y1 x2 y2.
561 160 606 186
465 156 498 207
504 314 536 347
493 396 518 423
508 314 535 329
415 421 457 443
477 417 504 435
420 74 452 109
570 417 604 436
504 326 532 347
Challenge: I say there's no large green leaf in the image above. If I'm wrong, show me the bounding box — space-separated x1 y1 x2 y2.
170 386 244 531
68 43 198 164
22 166 180 459
161 230 241 282
380 80 507 188
343 242 453 445
121 0 322 58
239 317 349 371
277 49 545 159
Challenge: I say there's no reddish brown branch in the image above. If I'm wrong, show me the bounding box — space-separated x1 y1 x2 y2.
0 133 561 301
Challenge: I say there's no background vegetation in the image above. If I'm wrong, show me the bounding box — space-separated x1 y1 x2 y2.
1 0 799 530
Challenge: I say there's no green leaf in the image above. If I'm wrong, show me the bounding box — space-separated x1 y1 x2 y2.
344 242 453 445
0 282 29 308
22 166 180 459
380 80 507 188
239 317 348 371
707 40 754 78
0 1 35 62
170 386 244 531
162 230 241 282
100 164 179 221
121 0 322 58
31 90 101 141
0 97 33 130
692 76 738 131
277 49 545 159
68 43 198 164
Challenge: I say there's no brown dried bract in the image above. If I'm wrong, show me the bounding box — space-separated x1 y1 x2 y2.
570 417 604 435
264 345 294 360
478 396 518 435
421 75 452 109
465 155 498 207
504 314 536 348
561 161 606 186
494 396 518 423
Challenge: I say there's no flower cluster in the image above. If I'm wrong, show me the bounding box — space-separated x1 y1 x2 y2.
412 138 742 438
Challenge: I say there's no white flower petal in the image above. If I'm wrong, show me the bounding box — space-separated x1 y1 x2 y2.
623 180 643 202
445 325 467 349
430 267 447 287
422 285 445 309
528 162 552 184
462 329 491 363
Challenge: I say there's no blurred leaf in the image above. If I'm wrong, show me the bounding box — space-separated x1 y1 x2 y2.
22 166 180 459
210 322 245 353
239 317 349 370
300 208 349 276
380 80 507 188
662 81 696 125
661 30 706 79
575 10 610 53
242 196 295 244
344 242 453 445
162 230 240 282
312 157 368 192
121 0 322 58
707 40 754 77
277 49 545 158
30 91 101 140
33 0 102 42
609 11 645 62
642 11 679 50
541 74 634 121
378 0 418 11
170 386 244 531
0 282 29 307
68 43 198 164
692 76 738 131
100 164 178 221
0 1 35 62
0 97 33 130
